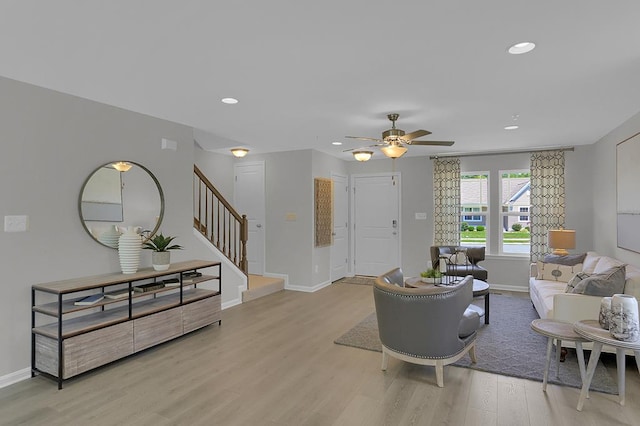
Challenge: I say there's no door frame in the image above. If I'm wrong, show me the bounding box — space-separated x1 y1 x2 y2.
233 160 265 275
350 172 402 276
330 172 349 281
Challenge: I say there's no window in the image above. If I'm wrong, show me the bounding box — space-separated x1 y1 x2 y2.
460 172 489 248
501 170 531 254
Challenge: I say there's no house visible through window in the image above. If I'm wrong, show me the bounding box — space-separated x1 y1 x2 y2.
460 172 489 248
501 170 531 254
460 169 531 255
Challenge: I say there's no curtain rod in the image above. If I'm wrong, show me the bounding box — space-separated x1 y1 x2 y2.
429 146 574 160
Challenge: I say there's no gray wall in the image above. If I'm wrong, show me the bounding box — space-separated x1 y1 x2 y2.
592 110 640 267
0 76 210 378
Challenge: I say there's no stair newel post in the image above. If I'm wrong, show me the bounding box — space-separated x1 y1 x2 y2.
241 214 248 274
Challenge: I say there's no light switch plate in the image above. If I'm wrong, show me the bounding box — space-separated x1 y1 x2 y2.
415 212 427 220
4 215 28 232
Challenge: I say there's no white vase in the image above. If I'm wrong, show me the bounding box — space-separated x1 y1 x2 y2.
118 226 142 274
98 225 121 249
610 294 640 342
599 297 613 330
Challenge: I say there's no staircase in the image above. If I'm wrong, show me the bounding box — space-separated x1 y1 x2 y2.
243 275 285 302
194 165 283 303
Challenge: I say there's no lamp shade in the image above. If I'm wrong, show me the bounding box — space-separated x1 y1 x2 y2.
353 150 373 162
548 229 576 255
380 143 407 159
230 148 249 158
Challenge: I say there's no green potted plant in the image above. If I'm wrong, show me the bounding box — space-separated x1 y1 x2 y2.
143 233 183 271
420 268 442 284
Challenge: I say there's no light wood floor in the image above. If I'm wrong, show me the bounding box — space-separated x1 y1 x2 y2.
2 283 640 425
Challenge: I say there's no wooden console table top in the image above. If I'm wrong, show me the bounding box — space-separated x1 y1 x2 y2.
33 260 220 294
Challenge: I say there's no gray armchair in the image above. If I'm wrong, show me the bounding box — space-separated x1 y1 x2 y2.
373 270 479 387
430 245 488 281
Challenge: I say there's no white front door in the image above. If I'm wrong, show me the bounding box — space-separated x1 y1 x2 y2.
331 173 349 282
234 161 265 275
353 173 400 276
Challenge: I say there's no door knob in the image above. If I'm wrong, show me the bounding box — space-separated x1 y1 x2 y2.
256 224 262 228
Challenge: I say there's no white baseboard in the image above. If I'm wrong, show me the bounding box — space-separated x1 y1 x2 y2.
287 279 331 293
0 367 31 389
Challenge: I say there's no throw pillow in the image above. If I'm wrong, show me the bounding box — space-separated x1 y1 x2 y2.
543 253 587 266
571 265 627 296
582 251 601 274
536 261 583 283
450 251 469 265
565 272 591 292
593 256 626 274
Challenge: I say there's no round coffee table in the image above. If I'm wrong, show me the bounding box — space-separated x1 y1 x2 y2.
472 279 490 324
531 319 589 393
574 319 640 411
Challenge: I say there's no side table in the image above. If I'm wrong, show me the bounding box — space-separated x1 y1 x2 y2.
574 319 640 411
530 319 589 392
472 279 490 324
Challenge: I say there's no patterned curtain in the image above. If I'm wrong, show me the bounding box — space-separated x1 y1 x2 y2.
530 150 566 262
433 157 461 245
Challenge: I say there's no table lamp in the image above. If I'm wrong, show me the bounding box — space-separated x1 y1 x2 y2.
548 229 576 255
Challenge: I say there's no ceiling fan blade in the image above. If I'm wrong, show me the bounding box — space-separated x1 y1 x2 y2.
342 144 383 152
401 129 431 141
407 140 455 146
345 136 383 142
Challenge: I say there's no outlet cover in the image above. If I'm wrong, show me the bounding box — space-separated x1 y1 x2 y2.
4 215 28 232
415 212 427 220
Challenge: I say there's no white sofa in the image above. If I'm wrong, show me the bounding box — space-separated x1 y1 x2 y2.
529 251 640 352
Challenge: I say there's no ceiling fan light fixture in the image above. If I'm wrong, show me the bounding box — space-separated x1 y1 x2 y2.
230 148 249 158
112 161 132 172
507 41 536 55
353 150 373 162
380 144 407 159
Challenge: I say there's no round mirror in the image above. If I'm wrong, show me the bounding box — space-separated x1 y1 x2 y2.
79 161 164 248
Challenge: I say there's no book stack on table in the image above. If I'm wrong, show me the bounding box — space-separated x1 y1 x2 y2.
74 294 104 306
182 271 203 283
133 282 165 293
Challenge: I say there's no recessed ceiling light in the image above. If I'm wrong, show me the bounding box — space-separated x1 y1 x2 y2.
332 141 342 146
507 42 536 55
221 97 239 104
504 125 519 130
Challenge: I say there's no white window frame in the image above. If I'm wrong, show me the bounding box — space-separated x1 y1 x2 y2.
460 171 489 248
500 170 530 255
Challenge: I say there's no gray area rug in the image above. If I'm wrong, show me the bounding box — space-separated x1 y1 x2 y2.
334 293 618 394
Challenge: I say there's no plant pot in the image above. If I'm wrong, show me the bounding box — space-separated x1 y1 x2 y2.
152 251 171 271
421 277 441 284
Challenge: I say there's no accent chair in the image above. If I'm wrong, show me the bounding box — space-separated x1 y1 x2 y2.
373 270 479 387
430 245 488 281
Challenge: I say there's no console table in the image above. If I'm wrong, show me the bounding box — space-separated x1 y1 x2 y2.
31 260 221 388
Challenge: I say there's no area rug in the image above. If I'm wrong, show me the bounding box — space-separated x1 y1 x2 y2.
334 294 618 394
333 275 375 286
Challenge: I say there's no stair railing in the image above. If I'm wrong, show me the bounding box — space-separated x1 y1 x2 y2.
194 165 248 275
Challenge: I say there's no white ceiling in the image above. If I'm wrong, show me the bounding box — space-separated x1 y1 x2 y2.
1 1 640 160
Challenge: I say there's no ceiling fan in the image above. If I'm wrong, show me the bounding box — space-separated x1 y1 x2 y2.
344 113 454 159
